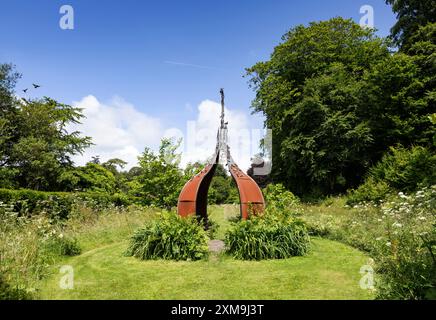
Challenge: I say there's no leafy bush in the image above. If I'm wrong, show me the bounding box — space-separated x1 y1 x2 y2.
125 213 209 261
346 177 392 205
225 215 310 260
370 146 436 192
129 138 184 209
264 184 300 209
347 146 435 205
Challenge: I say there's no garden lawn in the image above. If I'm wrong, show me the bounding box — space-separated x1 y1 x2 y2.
39 237 374 299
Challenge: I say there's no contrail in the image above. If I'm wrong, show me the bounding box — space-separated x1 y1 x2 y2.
164 60 217 70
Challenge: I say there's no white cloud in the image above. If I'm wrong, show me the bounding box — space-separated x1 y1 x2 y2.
165 99 263 172
69 95 162 169
70 95 264 172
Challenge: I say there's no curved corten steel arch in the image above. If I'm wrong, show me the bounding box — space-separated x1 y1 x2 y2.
228 163 265 219
177 89 265 221
177 154 219 224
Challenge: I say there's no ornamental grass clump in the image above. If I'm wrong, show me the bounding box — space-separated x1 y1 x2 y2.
125 212 209 261
225 214 310 260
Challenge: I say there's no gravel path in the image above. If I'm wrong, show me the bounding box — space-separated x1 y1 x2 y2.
208 239 225 253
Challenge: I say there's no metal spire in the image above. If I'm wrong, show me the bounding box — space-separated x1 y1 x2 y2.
220 88 225 128
217 88 230 166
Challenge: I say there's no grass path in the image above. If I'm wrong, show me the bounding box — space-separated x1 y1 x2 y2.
37 205 375 299
39 237 374 300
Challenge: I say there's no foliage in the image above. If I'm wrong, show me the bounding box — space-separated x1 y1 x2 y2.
346 178 392 205
0 64 92 191
3 99 91 190
385 0 436 49
263 183 300 211
0 64 21 183
348 146 436 204
130 138 184 208
0 204 73 299
125 212 209 261
61 162 117 193
369 146 436 191
374 187 436 299
209 163 239 205
225 214 310 260
246 18 434 197
0 188 131 219
208 176 232 204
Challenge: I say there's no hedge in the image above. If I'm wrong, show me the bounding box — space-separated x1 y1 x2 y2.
0 188 135 219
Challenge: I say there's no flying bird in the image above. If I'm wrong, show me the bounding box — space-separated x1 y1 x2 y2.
32 83 41 89
22 88 28 93
21 98 29 104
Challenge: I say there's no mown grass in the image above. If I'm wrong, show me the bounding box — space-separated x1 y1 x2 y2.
37 205 374 300
39 237 373 300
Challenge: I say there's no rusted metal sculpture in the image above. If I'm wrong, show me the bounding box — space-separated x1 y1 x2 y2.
177 89 265 222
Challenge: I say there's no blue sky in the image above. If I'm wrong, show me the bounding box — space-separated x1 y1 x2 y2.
0 0 397 169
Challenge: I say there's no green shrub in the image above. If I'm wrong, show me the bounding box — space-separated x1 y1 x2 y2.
264 184 300 211
225 215 310 260
347 146 435 205
0 188 134 219
370 146 436 192
125 212 209 261
346 178 392 205
43 236 81 257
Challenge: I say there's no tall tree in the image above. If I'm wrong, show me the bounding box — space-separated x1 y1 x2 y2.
385 0 436 49
247 18 433 196
0 64 20 169
10 98 92 190
0 64 92 190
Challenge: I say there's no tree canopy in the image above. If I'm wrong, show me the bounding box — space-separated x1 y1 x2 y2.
385 0 436 49
0 65 92 190
247 17 434 196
